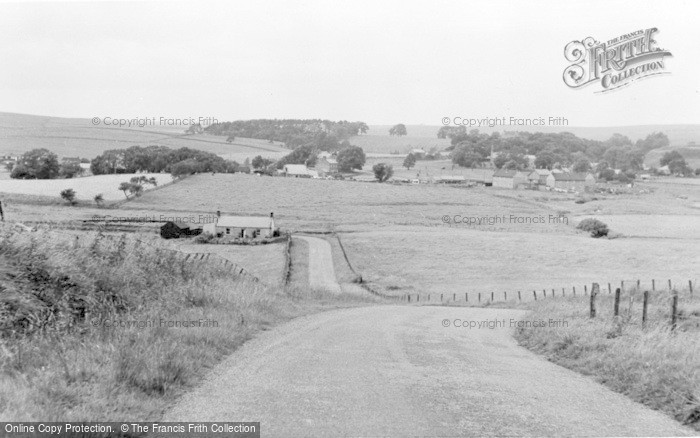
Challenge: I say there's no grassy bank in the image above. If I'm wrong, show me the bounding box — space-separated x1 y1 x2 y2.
0 225 375 422
514 287 700 430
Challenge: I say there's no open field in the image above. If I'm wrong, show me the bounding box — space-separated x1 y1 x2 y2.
514 289 700 431
645 144 700 169
350 133 451 154
120 174 575 233
0 173 173 201
175 242 287 286
338 227 699 298
0 112 289 162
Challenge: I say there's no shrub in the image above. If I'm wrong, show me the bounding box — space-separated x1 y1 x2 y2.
194 232 215 244
576 218 609 238
59 189 76 205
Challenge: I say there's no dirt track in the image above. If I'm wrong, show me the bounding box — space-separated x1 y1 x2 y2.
164 305 693 437
294 236 342 293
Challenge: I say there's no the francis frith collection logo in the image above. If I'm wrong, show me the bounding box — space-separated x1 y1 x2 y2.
563 27 672 92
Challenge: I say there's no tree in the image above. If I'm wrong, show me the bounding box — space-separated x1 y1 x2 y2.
660 150 684 167
534 152 555 170
226 135 236 143
403 153 417 170
59 161 83 178
11 148 59 179
60 188 77 205
252 155 274 169
599 169 616 181
389 124 407 137
373 163 393 182
170 159 204 178
94 193 104 206
577 218 609 238
118 182 131 198
572 157 592 173
635 132 669 153
91 150 124 175
337 146 366 172
128 183 143 197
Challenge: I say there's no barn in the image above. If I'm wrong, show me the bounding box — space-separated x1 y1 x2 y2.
492 169 530 189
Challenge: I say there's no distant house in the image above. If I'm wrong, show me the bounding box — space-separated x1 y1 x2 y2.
657 165 671 175
237 166 251 174
79 163 93 176
160 222 203 239
316 157 339 175
528 169 551 186
546 172 596 190
283 164 314 178
318 151 334 159
203 213 278 239
492 169 530 189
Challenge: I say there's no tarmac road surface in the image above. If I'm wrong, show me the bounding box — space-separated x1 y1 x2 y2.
165 305 694 437
294 235 342 294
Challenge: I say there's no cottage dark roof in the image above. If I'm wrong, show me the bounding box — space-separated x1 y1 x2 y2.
551 172 590 181
163 221 190 230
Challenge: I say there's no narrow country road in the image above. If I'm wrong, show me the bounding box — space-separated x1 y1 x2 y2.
294 235 342 293
164 306 694 437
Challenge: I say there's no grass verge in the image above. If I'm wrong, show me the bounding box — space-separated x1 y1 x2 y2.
0 225 377 422
513 287 700 431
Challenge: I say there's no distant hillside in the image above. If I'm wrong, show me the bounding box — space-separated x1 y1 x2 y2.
363 124 700 158
0 112 289 162
645 145 700 169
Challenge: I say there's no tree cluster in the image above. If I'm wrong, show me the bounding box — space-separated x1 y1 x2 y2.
90 146 240 177
202 119 369 149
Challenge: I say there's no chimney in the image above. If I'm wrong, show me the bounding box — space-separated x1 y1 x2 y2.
216 210 221 218
269 212 275 233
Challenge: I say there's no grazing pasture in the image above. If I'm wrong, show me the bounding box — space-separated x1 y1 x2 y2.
0 173 173 200
338 227 699 298
124 174 574 233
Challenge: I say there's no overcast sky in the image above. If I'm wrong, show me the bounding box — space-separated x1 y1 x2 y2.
0 0 698 127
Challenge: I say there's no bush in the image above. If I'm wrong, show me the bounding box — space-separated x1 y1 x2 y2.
576 218 609 238
194 232 215 244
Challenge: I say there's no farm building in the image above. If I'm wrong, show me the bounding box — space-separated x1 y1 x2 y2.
527 169 551 186
492 169 530 189
433 175 466 184
462 168 494 186
203 213 278 239
161 221 203 239
316 157 338 175
546 172 596 190
283 164 316 178
410 149 427 158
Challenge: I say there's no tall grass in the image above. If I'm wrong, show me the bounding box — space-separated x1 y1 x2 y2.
514 287 700 430
0 225 372 422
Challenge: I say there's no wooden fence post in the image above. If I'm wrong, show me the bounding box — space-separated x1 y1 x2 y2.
590 283 598 318
671 292 678 331
453 293 456 302
533 290 537 301
491 292 494 302
652 279 655 291
441 293 443 302
689 280 693 296
518 291 521 301
608 283 611 294
465 292 468 302
543 289 546 298
504 291 507 301
621 281 624 293
642 291 649 327
428 294 431 301
668 279 672 292
637 279 640 290
417 294 420 302
573 286 576 296
562 287 565 297
584 285 587 295
614 288 621 317
478 293 481 303
552 288 555 297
